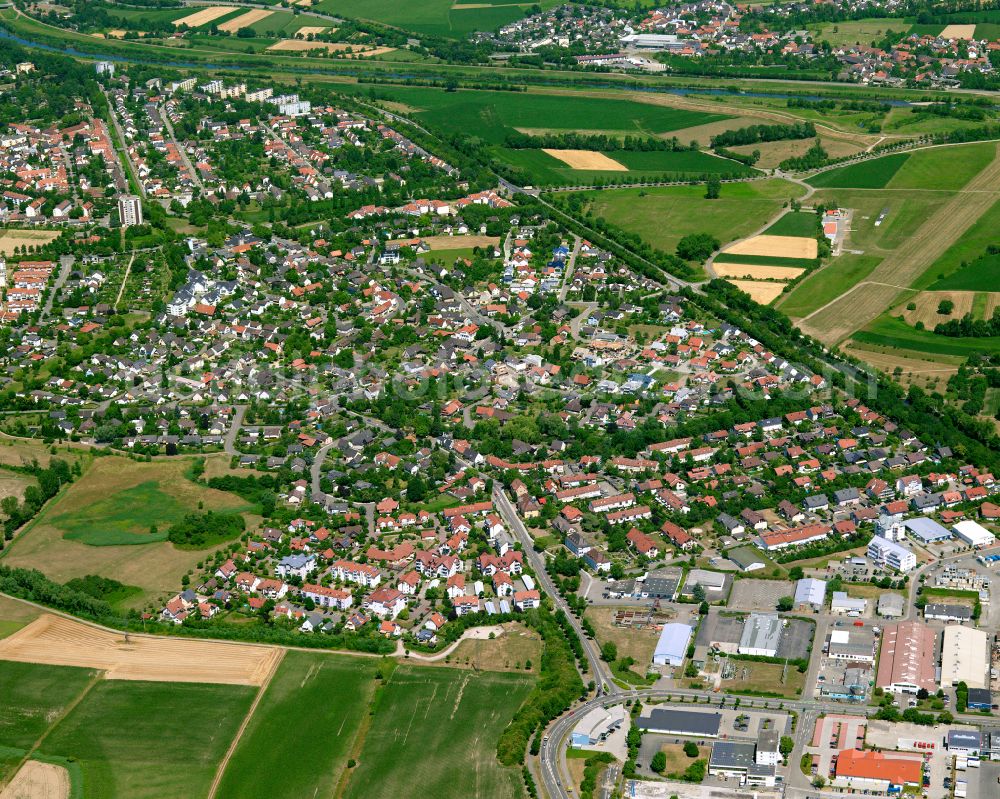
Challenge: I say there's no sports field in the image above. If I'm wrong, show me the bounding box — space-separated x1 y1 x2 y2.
1 457 254 606
343 666 532 799
585 179 805 255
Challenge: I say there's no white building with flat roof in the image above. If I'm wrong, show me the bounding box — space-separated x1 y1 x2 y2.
653 622 693 667
940 625 989 689
953 520 996 549
738 613 783 657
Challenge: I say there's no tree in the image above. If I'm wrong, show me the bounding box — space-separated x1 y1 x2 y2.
691 582 707 603
780 736 794 757
651 751 667 773
601 641 618 662
938 299 955 315
698 600 710 615
788 566 804 580
676 233 720 263
777 595 794 611
705 177 721 199
683 741 699 758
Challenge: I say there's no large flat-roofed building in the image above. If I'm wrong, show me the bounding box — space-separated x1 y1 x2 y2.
953 520 996 548
653 622 693 667
833 750 922 793
709 740 777 785
794 577 826 609
636 708 721 738
947 730 982 756
924 603 972 623
904 517 952 544
867 535 917 572
738 613 782 657
877 593 906 618
827 627 877 663
875 621 938 695
941 625 989 689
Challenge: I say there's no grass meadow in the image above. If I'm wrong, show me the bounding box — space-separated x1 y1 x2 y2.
930 252 1000 292
917 198 1000 289
777 254 882 318
764 211 818 237
584 179 805 254
808 153 909 188
1 457 255 608
314 0 557 37
853 314 1000 356
215 653 380 799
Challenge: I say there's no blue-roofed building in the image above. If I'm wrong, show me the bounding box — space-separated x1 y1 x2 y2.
653 622 693 667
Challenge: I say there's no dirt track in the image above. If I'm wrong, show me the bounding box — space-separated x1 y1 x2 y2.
800 143 1000 345
0 614 280 685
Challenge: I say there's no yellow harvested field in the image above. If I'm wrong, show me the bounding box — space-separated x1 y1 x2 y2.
727 279 787 304
713 263 805 280
724 234 818 259
542 149 628 171
295 25 329 35
0 229 60 256
941 24 976 38
0 614 281 686
842 342 961 389
268 39 366 52
217 9 272 33
172 6 234 27
0 761 69 799
893 290 976 328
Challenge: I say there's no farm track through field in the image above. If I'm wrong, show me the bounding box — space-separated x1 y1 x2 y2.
799 143 1000 345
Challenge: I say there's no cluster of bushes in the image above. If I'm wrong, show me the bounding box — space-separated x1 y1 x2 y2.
496 609 585 766
778 142 829 171
714 146 760 166
1 458 76 542
0 565 118 621
206 473 278 517
579 753 615 799
711 121 815 148
166 511 246 549
934 309 1000 338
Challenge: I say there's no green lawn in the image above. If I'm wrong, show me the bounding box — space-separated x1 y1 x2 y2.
765 210 818 237
808 18 912 46
807 153 909 189
343 666 532 799
853 314 1000 356
585 178 805 254
42 680 255 799
778 254 882 317
810 188 947 255
215 653 379 799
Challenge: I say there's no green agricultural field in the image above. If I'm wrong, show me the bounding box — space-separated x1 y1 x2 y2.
777 254 882 318
0 662 97 759
713 253 819 268
215 653 379 799
498 147 753 185
51 480 187 546
314 0 552 37
764 210 818 237
930 253 1000 292
343 666 532 799
585 178 805 255
339 85 727 144
42 680 255 799
886 142 995 191
809 189 948 255
853 314 1000 356
916 198 1000 289
807 153 909 188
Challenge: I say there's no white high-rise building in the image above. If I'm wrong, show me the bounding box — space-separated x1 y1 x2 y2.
118 195 143 228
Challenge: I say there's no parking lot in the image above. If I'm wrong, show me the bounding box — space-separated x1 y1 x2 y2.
730 579 796 611
866 720 956 799
803 714 867 780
